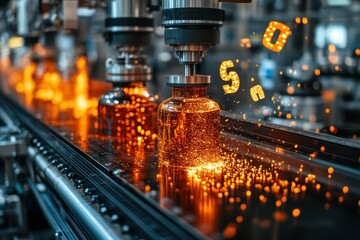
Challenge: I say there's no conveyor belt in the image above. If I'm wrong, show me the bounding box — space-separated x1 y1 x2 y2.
221 112 360 169
0 92 205 240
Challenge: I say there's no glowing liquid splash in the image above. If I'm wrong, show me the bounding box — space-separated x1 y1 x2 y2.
158 149 358 239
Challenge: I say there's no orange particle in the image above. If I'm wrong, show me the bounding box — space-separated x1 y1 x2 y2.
275 200 282 207
292 208 301 218
246 190 252 197
287 86 295 95
320 146 326 152
325 108 330 114
229 197 235 203
328 167 334 175
240 203 247 211
314 69 321 76
301 185 307 192
338 196 344 204
324 202 330 210
144 185 151 192
316 184 321 190
259 195 267 203
293 187 301 194
236 216 244 223
325 192 331 199
295 17 301 24
329 125 337 133
223 223 237 238
286 113 292 119
273 211 288 222
342 186 349 194
302 17 308 24
356 49 360 56
281 196 287 203
358 200 360 207
328 44 336 53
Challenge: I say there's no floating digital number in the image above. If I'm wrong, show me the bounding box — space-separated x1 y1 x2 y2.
250 84 265 102
263 21 292 53
220 60 240 94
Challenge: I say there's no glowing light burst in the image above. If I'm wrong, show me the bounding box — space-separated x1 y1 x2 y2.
240 38 251 48
220 60 240 94
250 84 265 102
263 21 292 52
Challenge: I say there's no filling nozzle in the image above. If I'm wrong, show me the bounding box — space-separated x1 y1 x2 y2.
161 0 251 86
184 64 196 77
103 0 160 84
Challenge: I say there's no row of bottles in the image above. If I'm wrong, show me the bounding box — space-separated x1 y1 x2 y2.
3 38 222 169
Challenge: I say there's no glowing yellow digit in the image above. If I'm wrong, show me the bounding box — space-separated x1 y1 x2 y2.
263 21 292 52
219 60 240 94
250 84 265 102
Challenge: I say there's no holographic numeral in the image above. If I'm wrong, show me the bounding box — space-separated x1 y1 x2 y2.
220 60 240 94
263 21 292 52
250 84 265 102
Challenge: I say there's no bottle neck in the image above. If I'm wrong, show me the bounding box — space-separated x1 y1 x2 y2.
172 86 208 98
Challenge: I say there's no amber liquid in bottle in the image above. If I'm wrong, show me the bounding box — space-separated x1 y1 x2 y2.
98 82 158 146
158 86 220 167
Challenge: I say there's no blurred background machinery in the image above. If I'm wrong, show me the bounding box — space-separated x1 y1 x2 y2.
0 0 360 239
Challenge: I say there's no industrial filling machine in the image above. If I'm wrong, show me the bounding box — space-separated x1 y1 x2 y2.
0 0 360 239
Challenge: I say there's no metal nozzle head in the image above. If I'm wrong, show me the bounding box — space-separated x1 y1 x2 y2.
166 75 211 86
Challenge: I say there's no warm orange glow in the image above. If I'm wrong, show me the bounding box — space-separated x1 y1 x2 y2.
302 17 308 24
220 60 240 94
328 44 336 53
356 49 360 56
325 108 330 114
342 186 349 194
301 64 309 71
8 37 24 49
16 63 36 91
292 208 301 217
329 125 337 134
314 69 321 76
236 216 243 223
72 57 90 118
295 17 301 24
273 211 288 222
240 38 251 48
250 84 265 102
223 223 237 238
263 21 292 52
287 86 295 95
328 167 334 175
34 60 63 104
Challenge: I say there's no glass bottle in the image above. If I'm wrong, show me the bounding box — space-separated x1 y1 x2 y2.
158 85 221 168
98 82 158 147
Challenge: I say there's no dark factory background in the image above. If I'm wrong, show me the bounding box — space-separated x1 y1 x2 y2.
0 0 359 240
